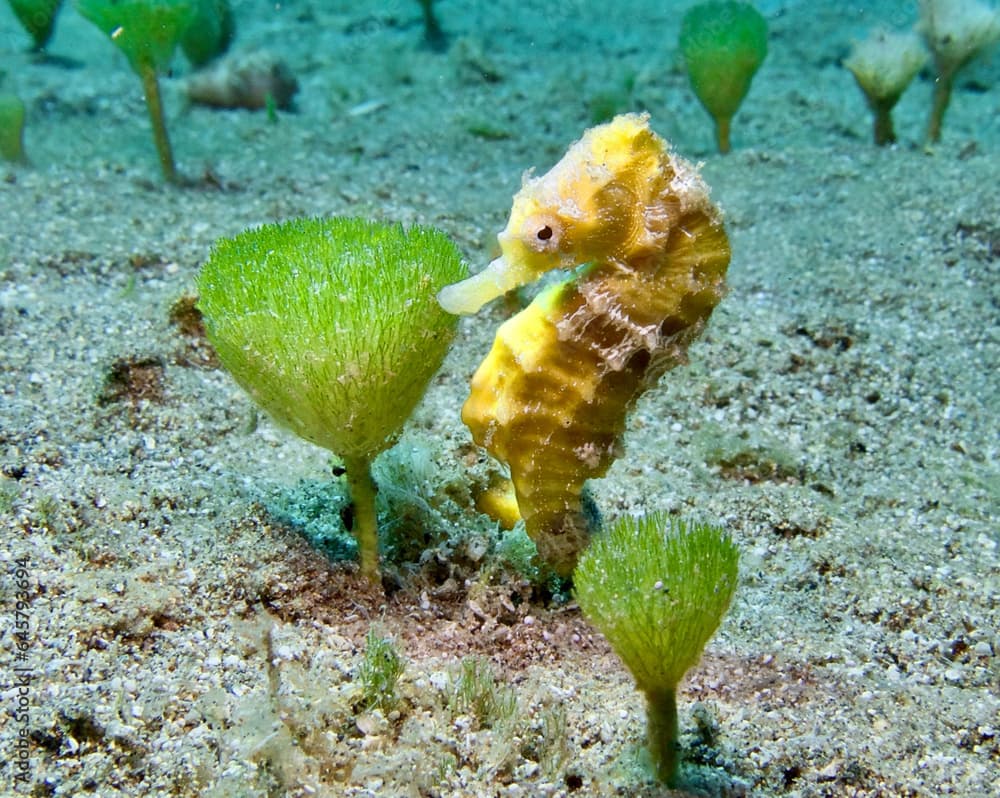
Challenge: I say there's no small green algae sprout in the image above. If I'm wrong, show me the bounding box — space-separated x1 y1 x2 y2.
679 1 768 153
450 657 518 730
197 217 467 583
574 513 738 786
8 0 64 51
0 93 28 163
75 0 196 183
844 30 928 146
180 0 234 67
918 0 1000 142
358 628 404 713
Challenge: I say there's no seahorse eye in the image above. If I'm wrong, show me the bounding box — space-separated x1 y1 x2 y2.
520 214 562 253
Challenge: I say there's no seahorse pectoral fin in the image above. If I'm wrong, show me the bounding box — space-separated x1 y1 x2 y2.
437 255 535 315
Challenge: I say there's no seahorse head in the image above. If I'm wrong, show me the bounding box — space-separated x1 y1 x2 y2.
438 113 701 315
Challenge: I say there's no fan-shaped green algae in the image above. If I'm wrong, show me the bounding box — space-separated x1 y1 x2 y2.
844 30 928 146
8 0 64 51
574 513 739 786
680 1 768 153
197 217 467 584
180 0 234 67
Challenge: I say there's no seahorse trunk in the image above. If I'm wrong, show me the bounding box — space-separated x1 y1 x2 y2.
463 210 729 576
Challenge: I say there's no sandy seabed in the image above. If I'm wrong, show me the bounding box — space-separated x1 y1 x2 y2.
1 1 998 796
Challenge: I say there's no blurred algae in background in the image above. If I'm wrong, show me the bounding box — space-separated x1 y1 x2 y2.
75 0 195 73
416 0 447 51
0 93 28 163
75 0 197 182
7 0 64 51
918 0 1000 141
180 0 234 67
679 0 768 153
197 217 467 585
844 30 928 145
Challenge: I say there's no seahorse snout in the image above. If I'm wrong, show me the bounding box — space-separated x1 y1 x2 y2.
436 255 513 315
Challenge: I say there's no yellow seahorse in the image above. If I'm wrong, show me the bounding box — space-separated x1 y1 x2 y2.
439 113 731 576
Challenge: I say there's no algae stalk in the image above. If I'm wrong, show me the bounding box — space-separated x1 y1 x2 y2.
646 688 680 785
138 62 178 183
417 0 446 51
342 454 379 582
872 103 895 145
927 72 956 143
715 115 732 154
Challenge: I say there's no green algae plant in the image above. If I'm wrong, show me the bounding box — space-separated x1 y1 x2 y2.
180 0 234 67
449 657 518 731
844 30 928 146
679 1 768 153
76 0 196 182
918 0 1000 142
0 93 28 163
574 514 738 786
197 217 467 584
357 628 404 713
8 0 64 51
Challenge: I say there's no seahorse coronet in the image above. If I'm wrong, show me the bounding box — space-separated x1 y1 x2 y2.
442 113 731 576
